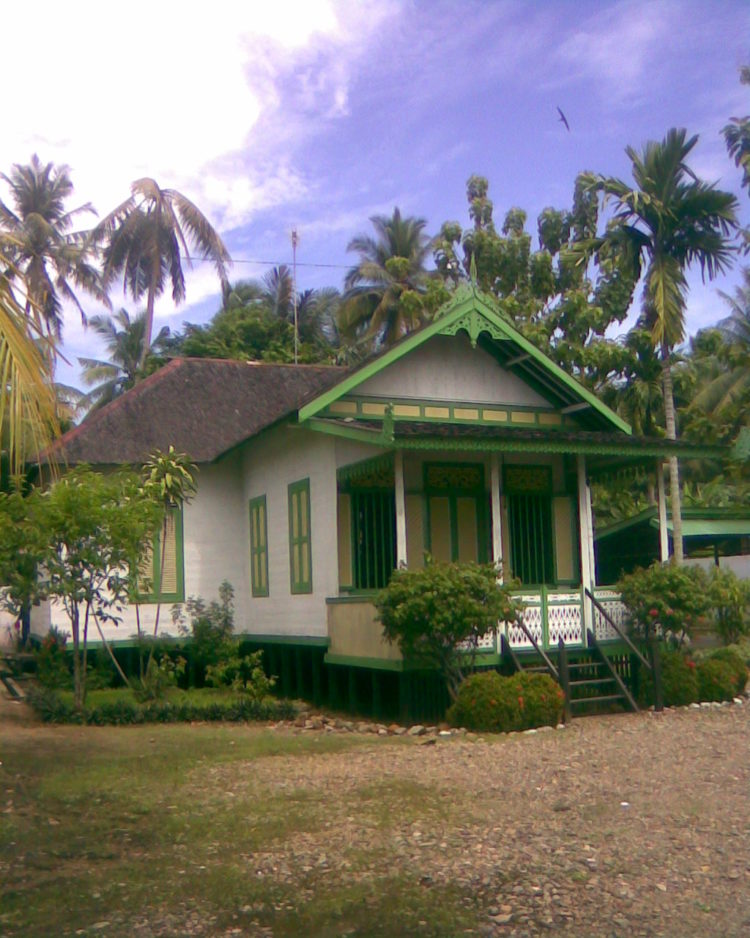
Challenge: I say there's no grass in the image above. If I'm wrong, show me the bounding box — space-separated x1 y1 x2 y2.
0 722 480 937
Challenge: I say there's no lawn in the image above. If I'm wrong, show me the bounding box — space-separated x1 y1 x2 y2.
2 700 750 937
0 720 477 937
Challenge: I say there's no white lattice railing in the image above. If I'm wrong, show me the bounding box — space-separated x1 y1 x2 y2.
497 587 628 653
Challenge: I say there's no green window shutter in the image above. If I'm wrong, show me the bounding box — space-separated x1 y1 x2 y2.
249 495 269 597
139 507 185 603
288 478 312 594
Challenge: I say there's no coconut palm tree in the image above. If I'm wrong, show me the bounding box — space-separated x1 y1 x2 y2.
580 128 739 562
78 308 172 413
93 179 231 370
0 256 59 477
689 268 750 417
338 208 434 347
0 155 106 341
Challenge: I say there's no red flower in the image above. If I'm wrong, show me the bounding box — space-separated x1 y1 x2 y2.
518 696 525 708
649 608 659 618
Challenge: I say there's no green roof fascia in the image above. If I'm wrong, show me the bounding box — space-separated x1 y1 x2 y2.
596 507 658 540
297 287 630 434
395 434 723 460
463 291 631 435
659 518 750 538
304 417 394 446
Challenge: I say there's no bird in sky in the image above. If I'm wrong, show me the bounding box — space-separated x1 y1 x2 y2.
556 106 570 132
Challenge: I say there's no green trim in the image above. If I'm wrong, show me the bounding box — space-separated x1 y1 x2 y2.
305 417 392 446
323 394 577 430
324 653 406 671
395 434 722 459
249 495 269 598
326 592 380 604
239 633 330 647
288 478 313 594
137 506 185 604
298 287 630 434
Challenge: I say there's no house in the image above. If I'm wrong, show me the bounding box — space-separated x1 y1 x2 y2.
38 285 719 718
596 506 750 584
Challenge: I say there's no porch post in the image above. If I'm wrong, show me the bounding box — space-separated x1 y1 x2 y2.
394 450 407 568
656 460 669 562
577 454 594 636
490 453 504 583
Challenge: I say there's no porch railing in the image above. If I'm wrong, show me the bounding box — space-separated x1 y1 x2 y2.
497 585 629 654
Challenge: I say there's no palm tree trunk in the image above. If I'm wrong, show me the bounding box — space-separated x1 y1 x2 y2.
661 344 683 564
137 270 158 372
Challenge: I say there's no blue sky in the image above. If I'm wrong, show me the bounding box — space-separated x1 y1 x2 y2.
4 0 749 389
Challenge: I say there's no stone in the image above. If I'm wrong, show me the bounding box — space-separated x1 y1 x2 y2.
409 724 426 736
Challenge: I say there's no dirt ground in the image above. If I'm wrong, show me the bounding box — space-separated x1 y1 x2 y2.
2 692 750 937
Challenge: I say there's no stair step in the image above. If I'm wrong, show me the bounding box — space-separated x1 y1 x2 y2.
570 694 624 706
569 677 616 688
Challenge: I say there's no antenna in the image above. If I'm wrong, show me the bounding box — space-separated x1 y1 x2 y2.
291 228 299 365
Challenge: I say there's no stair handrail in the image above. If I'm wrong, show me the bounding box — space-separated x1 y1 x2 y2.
509 614 559 681
584 588 650 671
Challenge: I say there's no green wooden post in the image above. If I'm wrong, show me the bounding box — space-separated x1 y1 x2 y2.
294 647 304 699
558 638 572 723
312 651 322 707
648 629 664 712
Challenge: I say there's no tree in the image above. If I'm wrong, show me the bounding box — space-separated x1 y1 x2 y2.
94 179 231 370
689 268 750 419
0 258 59 478
0 155 106 340
0 469 162 708
78 308 171 412
139 447 197 675
579 128 739 562
375 561 521 701
434 175 638 392
723 64 750 252
177 272 340 363
338 208 437 347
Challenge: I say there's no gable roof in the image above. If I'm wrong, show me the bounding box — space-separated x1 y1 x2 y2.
298 286 631 434
51 358 343 465
596 506 750 542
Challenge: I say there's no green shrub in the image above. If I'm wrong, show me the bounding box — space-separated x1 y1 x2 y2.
696 658 737 703
708 568 750 646
707 647 748 695
447 670 564 733
638 648 699 708
205 648 275 700
376 561 521 700
134 653 186 702
34 627 71 689
27 687 298 725
618 562 711 645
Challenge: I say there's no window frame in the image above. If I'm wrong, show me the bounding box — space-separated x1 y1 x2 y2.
138 506 185 603
249 494 270 598
288 478 313 594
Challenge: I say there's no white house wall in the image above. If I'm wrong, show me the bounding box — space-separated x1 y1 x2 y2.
48 455 248 645
356 333 549 407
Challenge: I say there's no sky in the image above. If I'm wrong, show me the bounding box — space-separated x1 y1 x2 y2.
3 0 750 390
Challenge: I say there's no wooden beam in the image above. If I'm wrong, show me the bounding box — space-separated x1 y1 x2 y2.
394 450 407 568
562 402 591 414
577 454 594 637
490 453 504 581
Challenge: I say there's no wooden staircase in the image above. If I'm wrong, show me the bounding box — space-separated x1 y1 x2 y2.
499 589 664 720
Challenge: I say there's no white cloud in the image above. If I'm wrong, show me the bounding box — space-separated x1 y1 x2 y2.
553 0 677 103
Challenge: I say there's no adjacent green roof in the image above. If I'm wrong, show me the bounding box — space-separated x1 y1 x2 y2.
597 507 750 542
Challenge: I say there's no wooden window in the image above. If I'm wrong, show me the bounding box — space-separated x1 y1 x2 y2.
350 490 396 589
504 465 555 585
424 463 488 564
139 507 185 602
249 495 269 597
288 478 312 594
